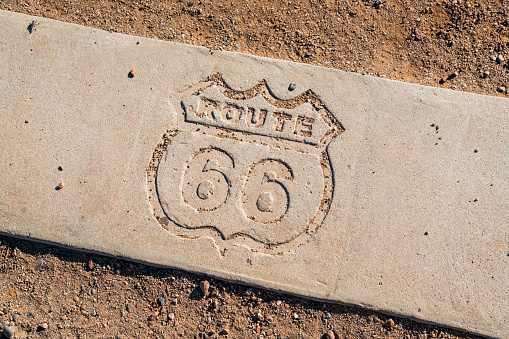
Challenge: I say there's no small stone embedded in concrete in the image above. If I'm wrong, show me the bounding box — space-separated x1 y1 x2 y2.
128 69 136 78
0 10 508 339
27 20 37 34
56 182 65 190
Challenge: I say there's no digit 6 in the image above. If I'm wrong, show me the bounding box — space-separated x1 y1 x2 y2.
182 148 233 211
241 160 293 223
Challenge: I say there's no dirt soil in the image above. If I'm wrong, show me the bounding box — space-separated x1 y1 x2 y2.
0 0 507 338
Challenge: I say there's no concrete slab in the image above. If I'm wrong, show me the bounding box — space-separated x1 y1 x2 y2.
1 10 508 338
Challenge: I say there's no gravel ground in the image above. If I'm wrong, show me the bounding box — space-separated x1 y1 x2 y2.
1 0 507 338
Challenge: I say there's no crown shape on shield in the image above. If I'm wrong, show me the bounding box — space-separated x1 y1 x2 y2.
180 74 344 153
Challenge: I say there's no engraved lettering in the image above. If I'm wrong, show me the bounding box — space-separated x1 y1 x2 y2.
151 74 343 250
182 148 234 211
294 116 314 137
196 98 218 120
220 103 242 124
246 107 268 128
241 160 293 223
273 112 293 132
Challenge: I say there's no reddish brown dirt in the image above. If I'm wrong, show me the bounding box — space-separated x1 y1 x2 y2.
1 0 507 338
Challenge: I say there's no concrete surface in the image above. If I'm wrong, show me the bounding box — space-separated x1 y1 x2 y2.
0 10 508 338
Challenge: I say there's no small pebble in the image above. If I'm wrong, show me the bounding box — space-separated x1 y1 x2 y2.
58 165 63 171
167 312 175 321
266 329 274 336
325 330 335 339
414 27 425 41
148 311 158 321
2 326 15 338
383 318 395 329
496 55 505 64
87 260 96 270
288 83 296 91
126 303 132 312
206 316 212 323
56 182 65 189
200 280 210 297
39 322 48 330
482 70 490 78
293 313 299 319
497 86 507 93
91 310 98 317
34 258 46 271
157 296 165 306
12 314 19 321
73 296 80 302
324 312 332 319
128 69 136 77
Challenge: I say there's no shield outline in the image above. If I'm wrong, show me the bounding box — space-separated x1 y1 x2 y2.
147 74 344 254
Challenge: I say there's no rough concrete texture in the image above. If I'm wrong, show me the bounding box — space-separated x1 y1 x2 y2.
0 10 508 338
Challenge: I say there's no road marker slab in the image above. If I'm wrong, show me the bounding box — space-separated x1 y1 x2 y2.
1 10 508 338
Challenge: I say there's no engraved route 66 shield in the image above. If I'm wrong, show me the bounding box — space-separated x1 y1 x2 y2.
147 74 343 252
